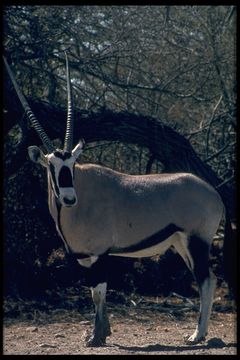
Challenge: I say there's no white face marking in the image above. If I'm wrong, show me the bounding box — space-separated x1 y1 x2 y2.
47 153 77 207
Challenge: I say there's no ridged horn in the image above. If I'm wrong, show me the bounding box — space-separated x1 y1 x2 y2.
3 55 55 153
63 52 74 153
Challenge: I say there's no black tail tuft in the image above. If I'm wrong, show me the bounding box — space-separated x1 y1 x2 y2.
223 211 236 299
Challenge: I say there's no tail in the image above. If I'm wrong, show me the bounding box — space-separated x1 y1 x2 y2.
223 209 236 299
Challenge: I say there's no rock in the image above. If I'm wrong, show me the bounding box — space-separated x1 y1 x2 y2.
80 320 91 325
54 333 65 338
39 343 57 348
26 326 38 332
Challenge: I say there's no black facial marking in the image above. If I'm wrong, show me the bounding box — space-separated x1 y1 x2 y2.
54 151 72 160
59 166 73 187
111 224 183 254
49 163 59 196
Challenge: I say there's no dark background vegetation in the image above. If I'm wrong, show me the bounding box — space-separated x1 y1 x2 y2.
3 6 236 301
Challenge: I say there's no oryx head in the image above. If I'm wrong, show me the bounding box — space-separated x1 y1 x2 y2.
4 52 84 207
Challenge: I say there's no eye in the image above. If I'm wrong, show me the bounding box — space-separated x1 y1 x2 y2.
59 166 73 187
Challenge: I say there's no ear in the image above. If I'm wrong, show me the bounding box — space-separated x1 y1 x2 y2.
72 139 85 159
28 146 47 167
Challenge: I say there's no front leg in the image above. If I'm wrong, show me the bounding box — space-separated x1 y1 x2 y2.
86 282 111 347
77 253 111 347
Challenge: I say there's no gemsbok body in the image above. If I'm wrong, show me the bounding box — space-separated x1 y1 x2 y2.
4 53 234 347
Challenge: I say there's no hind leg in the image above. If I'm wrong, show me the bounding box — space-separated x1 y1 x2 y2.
173 234 216 343
187 271 216 343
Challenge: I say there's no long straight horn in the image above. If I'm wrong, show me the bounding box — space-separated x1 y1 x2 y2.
63 52 74 153
3 56 55 153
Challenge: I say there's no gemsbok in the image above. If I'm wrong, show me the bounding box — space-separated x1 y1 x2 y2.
4 53 234 347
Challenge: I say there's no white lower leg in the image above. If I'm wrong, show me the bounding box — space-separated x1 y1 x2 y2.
91 282 107 320
187 271 217 343
87 282 111 346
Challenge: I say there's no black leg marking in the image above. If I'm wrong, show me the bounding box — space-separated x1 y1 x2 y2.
83 253 109 288
188 235 210 285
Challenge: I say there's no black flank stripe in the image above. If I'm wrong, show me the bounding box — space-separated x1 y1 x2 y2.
111 224 183 254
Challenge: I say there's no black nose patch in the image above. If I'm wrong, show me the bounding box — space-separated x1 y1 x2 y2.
63 197 76 206
59 166 73 187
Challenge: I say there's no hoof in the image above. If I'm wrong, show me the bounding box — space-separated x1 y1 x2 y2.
85 333 106 347
85 318 111 347
185 334 206 345
86 338 106 347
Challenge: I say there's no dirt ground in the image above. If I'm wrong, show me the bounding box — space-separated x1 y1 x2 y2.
3 288 237 355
